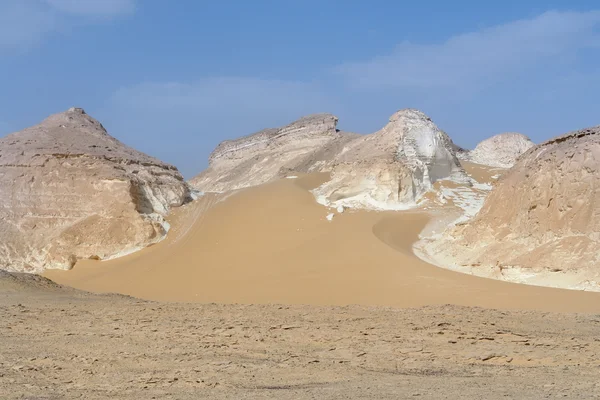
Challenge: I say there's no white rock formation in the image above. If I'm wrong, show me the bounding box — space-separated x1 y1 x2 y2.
464 133 534 168
419 125 600 291
313 109 470 209
0 107 192 273
190 114 358 192
192 109 469 210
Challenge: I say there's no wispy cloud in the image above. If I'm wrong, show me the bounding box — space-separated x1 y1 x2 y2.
0 0 135 51
336 10 600 90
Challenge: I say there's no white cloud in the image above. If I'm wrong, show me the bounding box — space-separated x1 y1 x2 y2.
336 10 600 90
44 0 135 16
0 0 135 51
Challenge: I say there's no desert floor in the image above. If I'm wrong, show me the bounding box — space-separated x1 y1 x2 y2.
2 271 600 399
46 173 600 313
3 172 599 399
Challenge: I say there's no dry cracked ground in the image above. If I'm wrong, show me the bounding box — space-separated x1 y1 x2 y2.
2 273 600 399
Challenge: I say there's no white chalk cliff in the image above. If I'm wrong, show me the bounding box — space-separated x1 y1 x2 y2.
461 133 535 168
190 114 358 192
0 108 192 273
313 109 470 209
192 109 469 210
419 125 600 291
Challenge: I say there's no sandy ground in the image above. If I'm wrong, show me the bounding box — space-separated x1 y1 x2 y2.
6 170 600 399
45 174 600 313
2 272 600 399
461 161 505 183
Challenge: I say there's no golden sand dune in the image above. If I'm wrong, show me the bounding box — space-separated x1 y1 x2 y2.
46 174 600 312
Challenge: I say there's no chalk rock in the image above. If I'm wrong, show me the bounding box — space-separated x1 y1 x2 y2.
468 133 535 168
422 125 600 290
0 107 192 273
313 109 469 209
190 114 358 192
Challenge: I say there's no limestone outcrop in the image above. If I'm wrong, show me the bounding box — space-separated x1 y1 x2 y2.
190 114 358 192
313 109 470 209
419 125 600 290
0 107 192 273
192 109 469 210
461 133 534 168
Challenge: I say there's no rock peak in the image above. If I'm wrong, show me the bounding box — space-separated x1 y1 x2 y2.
0 108 175 171
389 108 432 123
67 107 86 114
43 107 100 128
313 108 469 209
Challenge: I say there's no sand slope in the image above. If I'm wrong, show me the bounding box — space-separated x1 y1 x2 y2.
46 174 600 312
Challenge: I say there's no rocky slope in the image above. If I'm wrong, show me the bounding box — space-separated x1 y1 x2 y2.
418 125 600 291
190 114 359 192
313 109 470 209
192 109 469 210
460 133 534 168
0 107 192 273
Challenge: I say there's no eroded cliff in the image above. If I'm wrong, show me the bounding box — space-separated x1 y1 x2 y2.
0 108 192 273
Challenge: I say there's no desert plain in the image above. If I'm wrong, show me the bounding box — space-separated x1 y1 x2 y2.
2 108 600 400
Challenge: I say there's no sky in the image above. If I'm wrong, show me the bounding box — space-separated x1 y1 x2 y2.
1 0 599 177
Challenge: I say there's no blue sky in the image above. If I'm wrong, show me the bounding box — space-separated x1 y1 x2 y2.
1 0 599 177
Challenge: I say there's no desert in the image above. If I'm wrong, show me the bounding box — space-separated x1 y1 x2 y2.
2 3 600 399
2 107 600 399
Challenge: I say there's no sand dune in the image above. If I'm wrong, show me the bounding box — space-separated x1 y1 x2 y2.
46 174 600 312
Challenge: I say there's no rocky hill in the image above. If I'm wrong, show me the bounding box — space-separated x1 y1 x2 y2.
461 133 534 168
419 125 600 291
313 109 469 209
192 109 469 210
190 114 358 192
0 107 192 273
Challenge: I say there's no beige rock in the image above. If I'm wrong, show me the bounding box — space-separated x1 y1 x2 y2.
189 114 358 192
0 107 192 273
420 126 600 290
